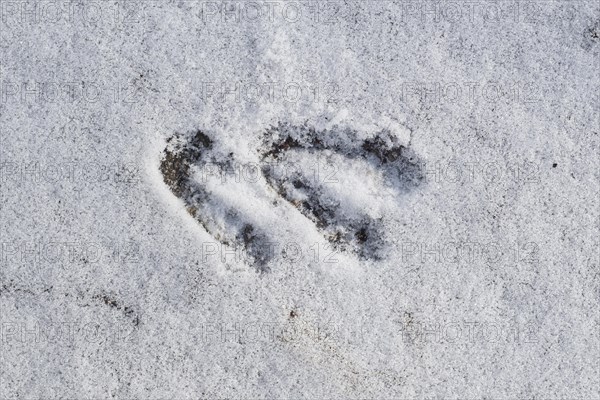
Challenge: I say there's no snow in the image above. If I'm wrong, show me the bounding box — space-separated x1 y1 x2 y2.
1 1 599 398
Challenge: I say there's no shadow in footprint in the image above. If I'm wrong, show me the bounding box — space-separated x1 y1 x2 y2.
260 123 424 260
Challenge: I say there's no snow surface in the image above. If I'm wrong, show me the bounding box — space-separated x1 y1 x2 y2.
1 1 599 398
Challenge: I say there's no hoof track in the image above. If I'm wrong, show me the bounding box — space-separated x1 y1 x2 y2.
260 123 423 260
160 130 274 272
159 123 424 272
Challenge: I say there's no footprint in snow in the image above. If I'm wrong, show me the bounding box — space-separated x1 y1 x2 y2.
159 123 425 273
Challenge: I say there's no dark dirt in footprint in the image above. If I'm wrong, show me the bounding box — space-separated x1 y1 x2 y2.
259 122 424 260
